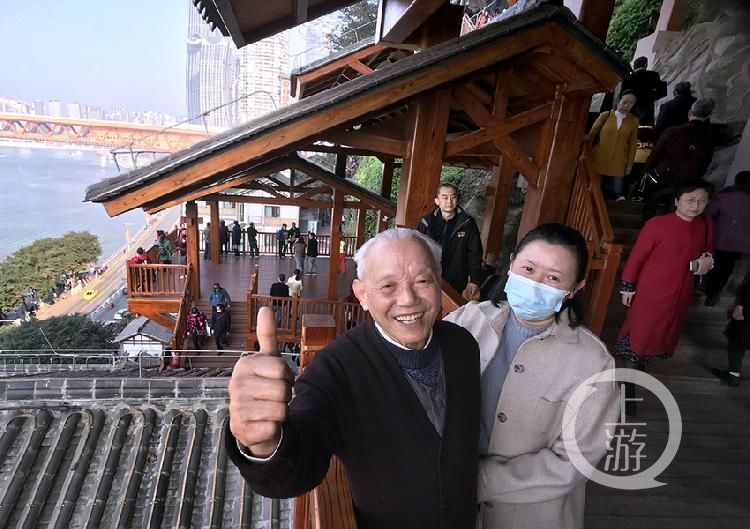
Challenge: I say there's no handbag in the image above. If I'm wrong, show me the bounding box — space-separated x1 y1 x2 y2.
590 110 613 147
637 167 670 196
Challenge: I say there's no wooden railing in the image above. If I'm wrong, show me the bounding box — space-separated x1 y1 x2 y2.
440 282 466 319
247 295 369 346
199 231 359 257
171 266 193 354
566 143 623 335
245 264 260 350
126 264 189 297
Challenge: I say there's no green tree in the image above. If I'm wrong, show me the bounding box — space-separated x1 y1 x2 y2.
0 314 117 353
0 231 102 311
606 0 663 61
329 0 379 50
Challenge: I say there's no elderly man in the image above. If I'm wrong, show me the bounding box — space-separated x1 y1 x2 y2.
418 182 483 298
226 228 480 529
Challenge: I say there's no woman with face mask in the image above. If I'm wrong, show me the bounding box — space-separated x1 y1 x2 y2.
445 223 618 529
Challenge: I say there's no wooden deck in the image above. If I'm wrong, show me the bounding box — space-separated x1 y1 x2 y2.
189 255 358 365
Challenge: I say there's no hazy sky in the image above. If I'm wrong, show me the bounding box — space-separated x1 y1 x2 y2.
0 0 189 117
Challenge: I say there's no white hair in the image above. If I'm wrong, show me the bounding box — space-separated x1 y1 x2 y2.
353 228 442 281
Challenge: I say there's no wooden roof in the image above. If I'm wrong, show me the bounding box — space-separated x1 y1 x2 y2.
290 37 413 98
86 1 628 217
191 0 361 48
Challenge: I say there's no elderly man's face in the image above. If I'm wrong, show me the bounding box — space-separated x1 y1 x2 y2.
353 238 441 349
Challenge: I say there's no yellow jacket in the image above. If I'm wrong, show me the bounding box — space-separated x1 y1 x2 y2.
590 111 639 177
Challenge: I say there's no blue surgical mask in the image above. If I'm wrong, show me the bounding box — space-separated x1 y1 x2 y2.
504 271 571 321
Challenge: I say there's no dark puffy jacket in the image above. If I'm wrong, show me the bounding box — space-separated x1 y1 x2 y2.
643 120 716 185
654 93 696 139
417 208 483 292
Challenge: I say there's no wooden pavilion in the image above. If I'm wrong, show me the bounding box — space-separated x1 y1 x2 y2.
86 0 627 526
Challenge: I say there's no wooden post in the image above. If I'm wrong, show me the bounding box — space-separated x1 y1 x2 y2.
185 201 201 300
209 200 220 265
381 157 395 199
356 209 367 248
396 87 451 227
518 95 590 240
300 314 337 369
328 153 347 301
578 0 616 40
376 211 389 233
480 156 515 259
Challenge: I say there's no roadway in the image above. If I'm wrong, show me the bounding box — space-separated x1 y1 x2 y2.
39 206 182 320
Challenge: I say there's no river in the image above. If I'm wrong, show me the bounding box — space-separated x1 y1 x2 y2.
0 143 149 262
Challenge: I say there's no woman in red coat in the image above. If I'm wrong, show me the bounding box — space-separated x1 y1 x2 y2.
616 180 715 409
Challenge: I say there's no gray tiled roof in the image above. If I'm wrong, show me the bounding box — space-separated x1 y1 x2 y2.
85 1 627 205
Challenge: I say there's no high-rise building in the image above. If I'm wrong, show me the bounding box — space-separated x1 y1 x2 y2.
236 33 290 122
33 100 45 115
186 2 239 128
48 100 62 117
67 102 82 119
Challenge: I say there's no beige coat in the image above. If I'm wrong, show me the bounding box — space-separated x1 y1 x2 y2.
445 301 618 529
590 111 639 177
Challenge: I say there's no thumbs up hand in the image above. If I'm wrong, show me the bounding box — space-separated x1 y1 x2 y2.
229 306 293 457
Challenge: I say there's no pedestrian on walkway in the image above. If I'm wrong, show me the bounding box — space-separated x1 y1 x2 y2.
232 220 242 257
620 56 667 126
209 282 231 331
219 220 229 256
175 228 188 265
286 269 304 298
588 91 639 201
339 239 347 273
293 236 306 272
713 274 750 387
155 230 172 264
306 232 318 275
203 223 211 260
247 222 259 257
444 223 618 529
287 222 300 257
277 224 288 258
270 273 290 327
213 304 230 353
615 180 714 413
703 171 750 306
187 306 207 350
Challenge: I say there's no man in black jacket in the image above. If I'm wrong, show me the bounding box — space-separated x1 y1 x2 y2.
654 81 697 139
417 183 483 297
621 56 667 126
226 229 480 529
269 274 290 326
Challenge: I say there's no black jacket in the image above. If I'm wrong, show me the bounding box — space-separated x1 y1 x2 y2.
418 207 483 292
306 238 318 257
226 319 480 529
644 120 716 185
654 93 696 139
621 68 667 125
231 224 242 244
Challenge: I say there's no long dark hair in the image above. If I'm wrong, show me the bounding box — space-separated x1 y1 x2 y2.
490 223 589 328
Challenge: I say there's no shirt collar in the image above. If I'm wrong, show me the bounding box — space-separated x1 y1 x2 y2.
373 321 434 350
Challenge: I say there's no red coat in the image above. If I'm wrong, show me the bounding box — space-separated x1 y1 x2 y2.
618 213 713 357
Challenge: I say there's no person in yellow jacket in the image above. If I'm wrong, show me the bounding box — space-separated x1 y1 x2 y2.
588 91 639 201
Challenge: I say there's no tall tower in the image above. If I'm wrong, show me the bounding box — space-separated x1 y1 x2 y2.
236 33 290 123
186 2 239 128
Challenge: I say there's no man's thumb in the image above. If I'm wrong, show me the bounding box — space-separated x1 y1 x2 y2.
256 306 279 356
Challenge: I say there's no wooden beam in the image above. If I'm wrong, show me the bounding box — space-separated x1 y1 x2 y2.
296 186 332 201
356 209 367 248
292 0 308 24
396 87 451 227
578 0 616 40
518 95 589 239
101 27 552 216
323 131 407 158
185 201 201 301
199 193 371 209
481 157 515 259
381 158 395 200
288 157 396 215
300 144 393 158
444 103 552 157
209 201 220 265
328 189 344 301
350 60 373 75
378 0 446 47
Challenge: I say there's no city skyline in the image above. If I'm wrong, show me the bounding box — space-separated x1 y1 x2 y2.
1 1 342 122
